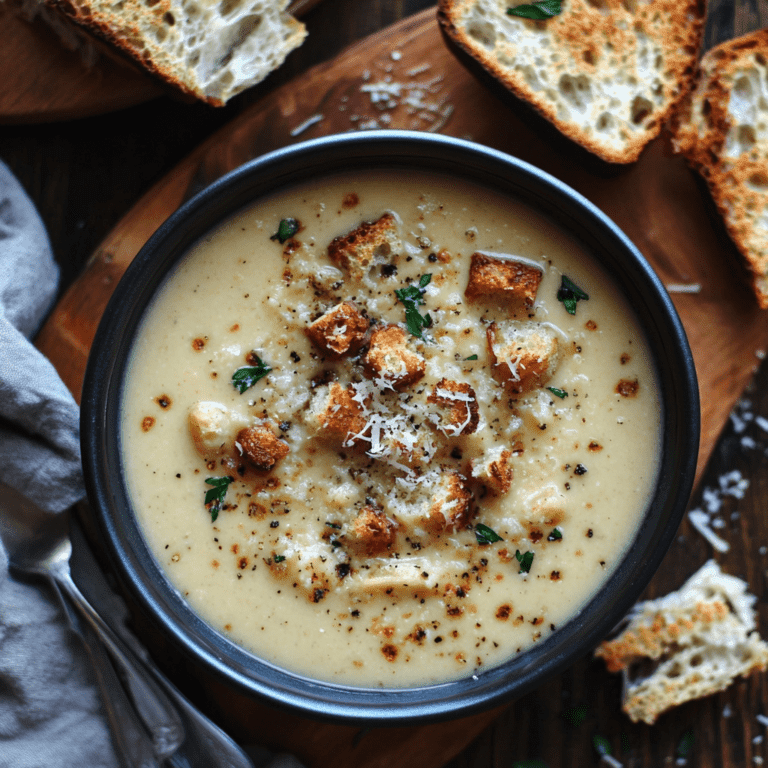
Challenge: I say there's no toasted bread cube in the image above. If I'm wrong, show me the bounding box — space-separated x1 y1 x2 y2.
465 253 543 315
347 505 398 557
363 324 426 390
306 382 368 446
487 321 560 396
427 378 479 436
236 424 289 471
188 401 233 459
328 212 400 281
427 471 473 535
471 445 514 494
305 301 369 358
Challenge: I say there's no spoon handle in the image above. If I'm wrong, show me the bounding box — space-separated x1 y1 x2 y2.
52 563 185 759
48 576 162 768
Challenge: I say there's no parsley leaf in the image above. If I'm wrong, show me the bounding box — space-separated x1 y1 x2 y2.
395 274 433 339
475 523 503 545
515 549 535 574
270 217 299 244
464 354 479 361
232 357 272 394
204 476 233 522
507 0 562 18
547 386 568 398
557 275 589 315
273 554 286 563
548 528 563 541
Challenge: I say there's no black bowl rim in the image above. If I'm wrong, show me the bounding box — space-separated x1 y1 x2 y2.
81 129 700 724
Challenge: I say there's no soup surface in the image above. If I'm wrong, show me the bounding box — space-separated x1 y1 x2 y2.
121 169 661 687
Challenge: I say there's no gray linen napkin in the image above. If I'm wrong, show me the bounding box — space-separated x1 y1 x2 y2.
0 160 117 766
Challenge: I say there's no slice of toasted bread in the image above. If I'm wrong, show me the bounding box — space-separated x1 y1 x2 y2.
7 0 306 105
595 560 768 725
437 0 705 164
673 30 768 308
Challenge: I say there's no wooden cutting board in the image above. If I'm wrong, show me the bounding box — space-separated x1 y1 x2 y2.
35 9 768 768
0 0 322 123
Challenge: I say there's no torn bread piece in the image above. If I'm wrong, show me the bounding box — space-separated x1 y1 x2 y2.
595 560 768 725
673 30 768 307
7 0 307 106
305 301 370 358
363 324 426 390
346 504 398 558
437 0 705 164
486 320 561 396
327 213 401 281
471 445 515 494
464 252 543 315
236 423 289 471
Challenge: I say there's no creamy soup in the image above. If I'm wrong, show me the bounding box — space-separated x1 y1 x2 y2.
121 169 661 687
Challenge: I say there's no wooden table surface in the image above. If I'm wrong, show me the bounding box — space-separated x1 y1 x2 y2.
4 1 768 767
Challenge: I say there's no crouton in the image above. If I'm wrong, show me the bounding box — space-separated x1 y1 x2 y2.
306 382 368 446
427 378 480 436
305 301 369 358
347 504 398 557
486 321 560 396
595 560 768 725
471 445 514 494
328 212 401 281
363 324 426 390
188 401 232 459
426 471 473 535
236 424 289 471
464 253 543 315
380 427 437 470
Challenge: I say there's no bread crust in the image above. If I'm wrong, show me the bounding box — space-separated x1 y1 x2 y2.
673 30 768 308
438 0 705 164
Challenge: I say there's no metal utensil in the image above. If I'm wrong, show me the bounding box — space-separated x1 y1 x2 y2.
0 485 183 762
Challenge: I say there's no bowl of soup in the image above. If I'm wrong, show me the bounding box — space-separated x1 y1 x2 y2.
81 130 699 723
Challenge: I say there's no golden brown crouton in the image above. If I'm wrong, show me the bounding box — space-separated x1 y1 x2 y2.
328 212 400 281
188 401 232 459
236 424 289 471
305 301 370 358
427 378 479 436
348 505 398 557
426 471 473 536
363 324 426 390
471 446 514 494
306 382 368 446
464 253 543 315
486 321 560 397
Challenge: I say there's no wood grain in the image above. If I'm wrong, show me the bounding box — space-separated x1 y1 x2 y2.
0 0 323 124
32 8 768 768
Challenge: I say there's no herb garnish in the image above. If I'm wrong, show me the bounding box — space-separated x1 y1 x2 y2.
507 0 562 19
515 549 534 573
270 217 299 244
557 275 589 315
475 523 503 545
547 386 568 398
273 554 286 563
204 476 233 522
395 274 433 339
232 356 272 393
548 528 563 541
464 354 479 361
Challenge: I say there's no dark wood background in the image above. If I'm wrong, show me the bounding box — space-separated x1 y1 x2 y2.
3 1 768 766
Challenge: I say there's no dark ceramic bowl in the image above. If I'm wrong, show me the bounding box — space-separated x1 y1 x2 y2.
81 130 699 724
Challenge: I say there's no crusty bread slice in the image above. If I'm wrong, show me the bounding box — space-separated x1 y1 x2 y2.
674 31 768 308
7 0 306 105
437 0 705 164
595 560 768 725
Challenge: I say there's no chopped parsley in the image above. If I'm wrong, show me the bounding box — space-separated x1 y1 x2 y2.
232 356 272 393
464 354 479 361
395 274 433 339
507 0 562 19
548 528 563 541
515 549 534 574
547 386 568 398
557 275 589 315
204 476 233 522
475 523 503 545
273 554 286 563
270 217 299 244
